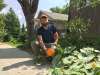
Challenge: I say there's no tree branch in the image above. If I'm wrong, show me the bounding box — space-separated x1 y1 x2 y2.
31 0 39 15
17 0 23 5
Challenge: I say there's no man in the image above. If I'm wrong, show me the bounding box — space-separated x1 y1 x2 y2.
31 15 59 63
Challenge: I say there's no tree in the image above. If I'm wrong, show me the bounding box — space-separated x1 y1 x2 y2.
0 14 6 41
0 0 6 41
5 8 20 38
68 0 87 20
0 0 5 11
50 7 63 13
16 24 26 43
89 0 100 7
21 24 26 33
68 0 100 20
17 0 39 45
50 4 69 14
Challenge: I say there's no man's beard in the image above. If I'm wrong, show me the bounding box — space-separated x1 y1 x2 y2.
41 22 48 27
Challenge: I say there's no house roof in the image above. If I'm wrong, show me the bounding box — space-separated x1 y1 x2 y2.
37 11 68 21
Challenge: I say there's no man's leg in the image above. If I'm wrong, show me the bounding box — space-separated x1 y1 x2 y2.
31 41 49 64
31 41 41 62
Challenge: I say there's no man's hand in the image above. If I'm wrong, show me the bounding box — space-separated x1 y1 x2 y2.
37 35 47 51
54 41 57 45
43 46 47 51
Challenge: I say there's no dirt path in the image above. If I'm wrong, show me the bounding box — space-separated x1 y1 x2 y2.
0 43 49 75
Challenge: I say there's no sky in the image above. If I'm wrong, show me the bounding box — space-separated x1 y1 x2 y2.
1 0 69 25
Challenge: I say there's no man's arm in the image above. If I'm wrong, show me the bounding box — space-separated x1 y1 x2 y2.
54 32 59 44
37 28 47 51
37 35 47 51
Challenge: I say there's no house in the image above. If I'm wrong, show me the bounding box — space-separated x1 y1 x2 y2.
34 11 68 33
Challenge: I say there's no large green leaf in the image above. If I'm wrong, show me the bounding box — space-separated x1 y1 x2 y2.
94 67 100 75
49 47 100 75
62 56 76 65
52 68 63 75
52 54 62 67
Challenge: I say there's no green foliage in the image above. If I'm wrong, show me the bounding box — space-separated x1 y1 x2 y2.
21 24 26 33
9 38 18 45
50 4 69 14
70 0 100 8
4 8 20 38
0 1 25 46
70 0 86 8
52 46 76 67
0 0 6 41
66 18 89 35
94 67 100 75
18 24 27 43
2 8 21 43
50 47 100 75
59 18 90 48
0 0 5 11
0 14 6 41
0 8 25 46
3 34 13 42
50 1 100 75
51 68 64 75
89 0 100 7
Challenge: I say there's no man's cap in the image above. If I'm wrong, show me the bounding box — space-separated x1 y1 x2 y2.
40 15 48 19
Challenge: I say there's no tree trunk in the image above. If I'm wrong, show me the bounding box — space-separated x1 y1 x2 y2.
26 15 36 44
68 0 87 21
17 0 39 47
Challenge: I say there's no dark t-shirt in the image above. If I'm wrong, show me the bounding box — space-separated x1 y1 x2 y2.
37 24 57 43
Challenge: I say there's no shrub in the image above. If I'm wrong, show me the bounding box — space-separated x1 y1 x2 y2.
3 34 13 42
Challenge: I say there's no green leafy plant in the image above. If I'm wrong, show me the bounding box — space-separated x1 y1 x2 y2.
50 47 100 75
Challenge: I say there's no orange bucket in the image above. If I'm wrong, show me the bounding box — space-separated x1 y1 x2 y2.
46 48 55 57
